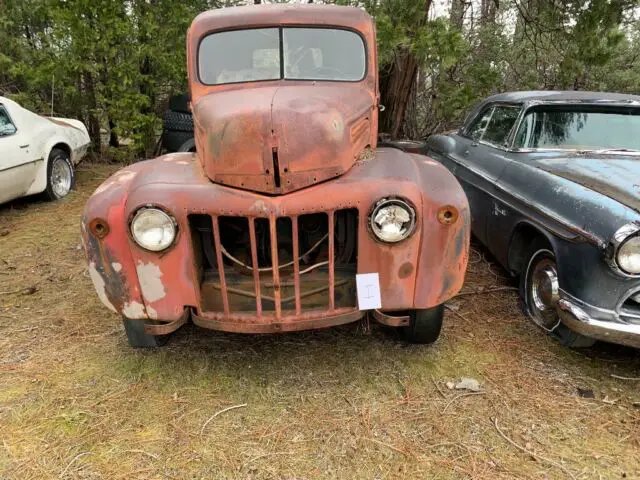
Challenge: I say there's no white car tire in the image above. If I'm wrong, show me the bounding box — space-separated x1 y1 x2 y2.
45 148 75 200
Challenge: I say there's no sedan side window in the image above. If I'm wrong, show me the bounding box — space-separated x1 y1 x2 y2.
0 105 17 136
467 107 494 141
482 106 520 147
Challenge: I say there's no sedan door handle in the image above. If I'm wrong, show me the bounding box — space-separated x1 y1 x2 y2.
19 144 29 148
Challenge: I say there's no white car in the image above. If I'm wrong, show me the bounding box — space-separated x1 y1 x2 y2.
0 96 90 204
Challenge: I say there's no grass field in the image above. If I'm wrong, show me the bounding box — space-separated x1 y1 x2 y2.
1 165 639 479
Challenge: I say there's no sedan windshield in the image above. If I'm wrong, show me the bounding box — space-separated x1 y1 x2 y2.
514 106 640 151
199 27 366 85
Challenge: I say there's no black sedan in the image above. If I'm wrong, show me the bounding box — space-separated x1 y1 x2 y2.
426 91 640 348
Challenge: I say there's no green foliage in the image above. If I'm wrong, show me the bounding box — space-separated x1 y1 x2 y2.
401 0 640 137
0 0 236 154
1 0 639 153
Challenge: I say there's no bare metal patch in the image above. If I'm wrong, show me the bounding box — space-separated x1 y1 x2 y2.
88 262 116 312
146 305 158 320
123 301 146 319
93 181 113 195
136 262 166 302
115 171 136 183
249 200 269 215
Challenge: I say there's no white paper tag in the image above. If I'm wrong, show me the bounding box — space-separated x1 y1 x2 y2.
356 273 382 310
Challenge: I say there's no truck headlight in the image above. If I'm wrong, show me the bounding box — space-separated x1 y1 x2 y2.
369 198 416 243
131 207 176 252
617 236 640 274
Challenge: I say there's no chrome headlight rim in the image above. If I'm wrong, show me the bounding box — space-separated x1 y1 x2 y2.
617 235 640 275
607 222 640 277
129 206 178 252
368 197 417 244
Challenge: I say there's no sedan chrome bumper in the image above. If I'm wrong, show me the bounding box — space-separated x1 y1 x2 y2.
557 297 640 349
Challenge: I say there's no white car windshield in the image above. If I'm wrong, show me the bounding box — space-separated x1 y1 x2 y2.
514 106 640 152
198 27 366 85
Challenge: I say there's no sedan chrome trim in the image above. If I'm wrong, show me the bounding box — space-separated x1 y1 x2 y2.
558 298 640 349
605 222 640 278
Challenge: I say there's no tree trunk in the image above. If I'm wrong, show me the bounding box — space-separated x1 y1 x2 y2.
82 72 101 152
379 50 419 138
449 0 467 30
480 0 498 25
108 118 119 148
378 0 432 138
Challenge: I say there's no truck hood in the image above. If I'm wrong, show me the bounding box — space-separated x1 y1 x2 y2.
536 155 640 213
193 85 374 194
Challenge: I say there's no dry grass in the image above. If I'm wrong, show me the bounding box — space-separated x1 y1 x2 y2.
1 165 639 479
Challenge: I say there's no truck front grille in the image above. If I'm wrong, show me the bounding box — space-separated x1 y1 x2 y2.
189 210 358 319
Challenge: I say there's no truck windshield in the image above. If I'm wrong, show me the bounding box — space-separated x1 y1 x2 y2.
514 106 640 151
199 27 366 85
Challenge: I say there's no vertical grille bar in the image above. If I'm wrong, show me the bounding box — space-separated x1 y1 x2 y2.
211 215 230 314
328 210 335 310
292 216 301 315
269 216 282 320
248 218 262 317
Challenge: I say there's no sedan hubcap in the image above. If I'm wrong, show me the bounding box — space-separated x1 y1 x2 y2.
529 256 560 330
51 157 72 198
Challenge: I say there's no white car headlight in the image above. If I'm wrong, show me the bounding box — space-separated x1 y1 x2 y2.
617 235 640 274
369 198 416 243
131 207 176 252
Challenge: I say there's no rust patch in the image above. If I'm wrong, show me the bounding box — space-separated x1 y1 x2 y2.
398 262 413 279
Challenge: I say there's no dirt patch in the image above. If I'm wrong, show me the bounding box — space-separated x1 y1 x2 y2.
1 166 639 479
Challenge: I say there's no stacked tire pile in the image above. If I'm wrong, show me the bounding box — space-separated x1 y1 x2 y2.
161 93 195 153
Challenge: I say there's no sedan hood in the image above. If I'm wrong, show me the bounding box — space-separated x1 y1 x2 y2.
47 117 88 134
193 85 374 195
536 155 640 213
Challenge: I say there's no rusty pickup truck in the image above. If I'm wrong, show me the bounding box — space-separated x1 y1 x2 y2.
82 4 470 347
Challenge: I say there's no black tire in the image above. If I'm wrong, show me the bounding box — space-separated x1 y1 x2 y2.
169 93 190 113
162 130 194 153
177 138 196 153
520 240 596 348
163 109 193 133
403 305 444 344
44 148 75 201
122 318 169 348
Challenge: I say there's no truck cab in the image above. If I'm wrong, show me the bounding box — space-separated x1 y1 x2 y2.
82 4 470 348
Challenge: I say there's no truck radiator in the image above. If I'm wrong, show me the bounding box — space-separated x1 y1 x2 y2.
189 210 358 319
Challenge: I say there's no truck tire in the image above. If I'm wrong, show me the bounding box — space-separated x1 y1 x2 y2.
162 130 194 153
403 305 444 344
163 109 193 133
123 318 170 348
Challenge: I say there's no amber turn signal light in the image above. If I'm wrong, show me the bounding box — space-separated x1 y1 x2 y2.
437 205 458 225
89 218 110 238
